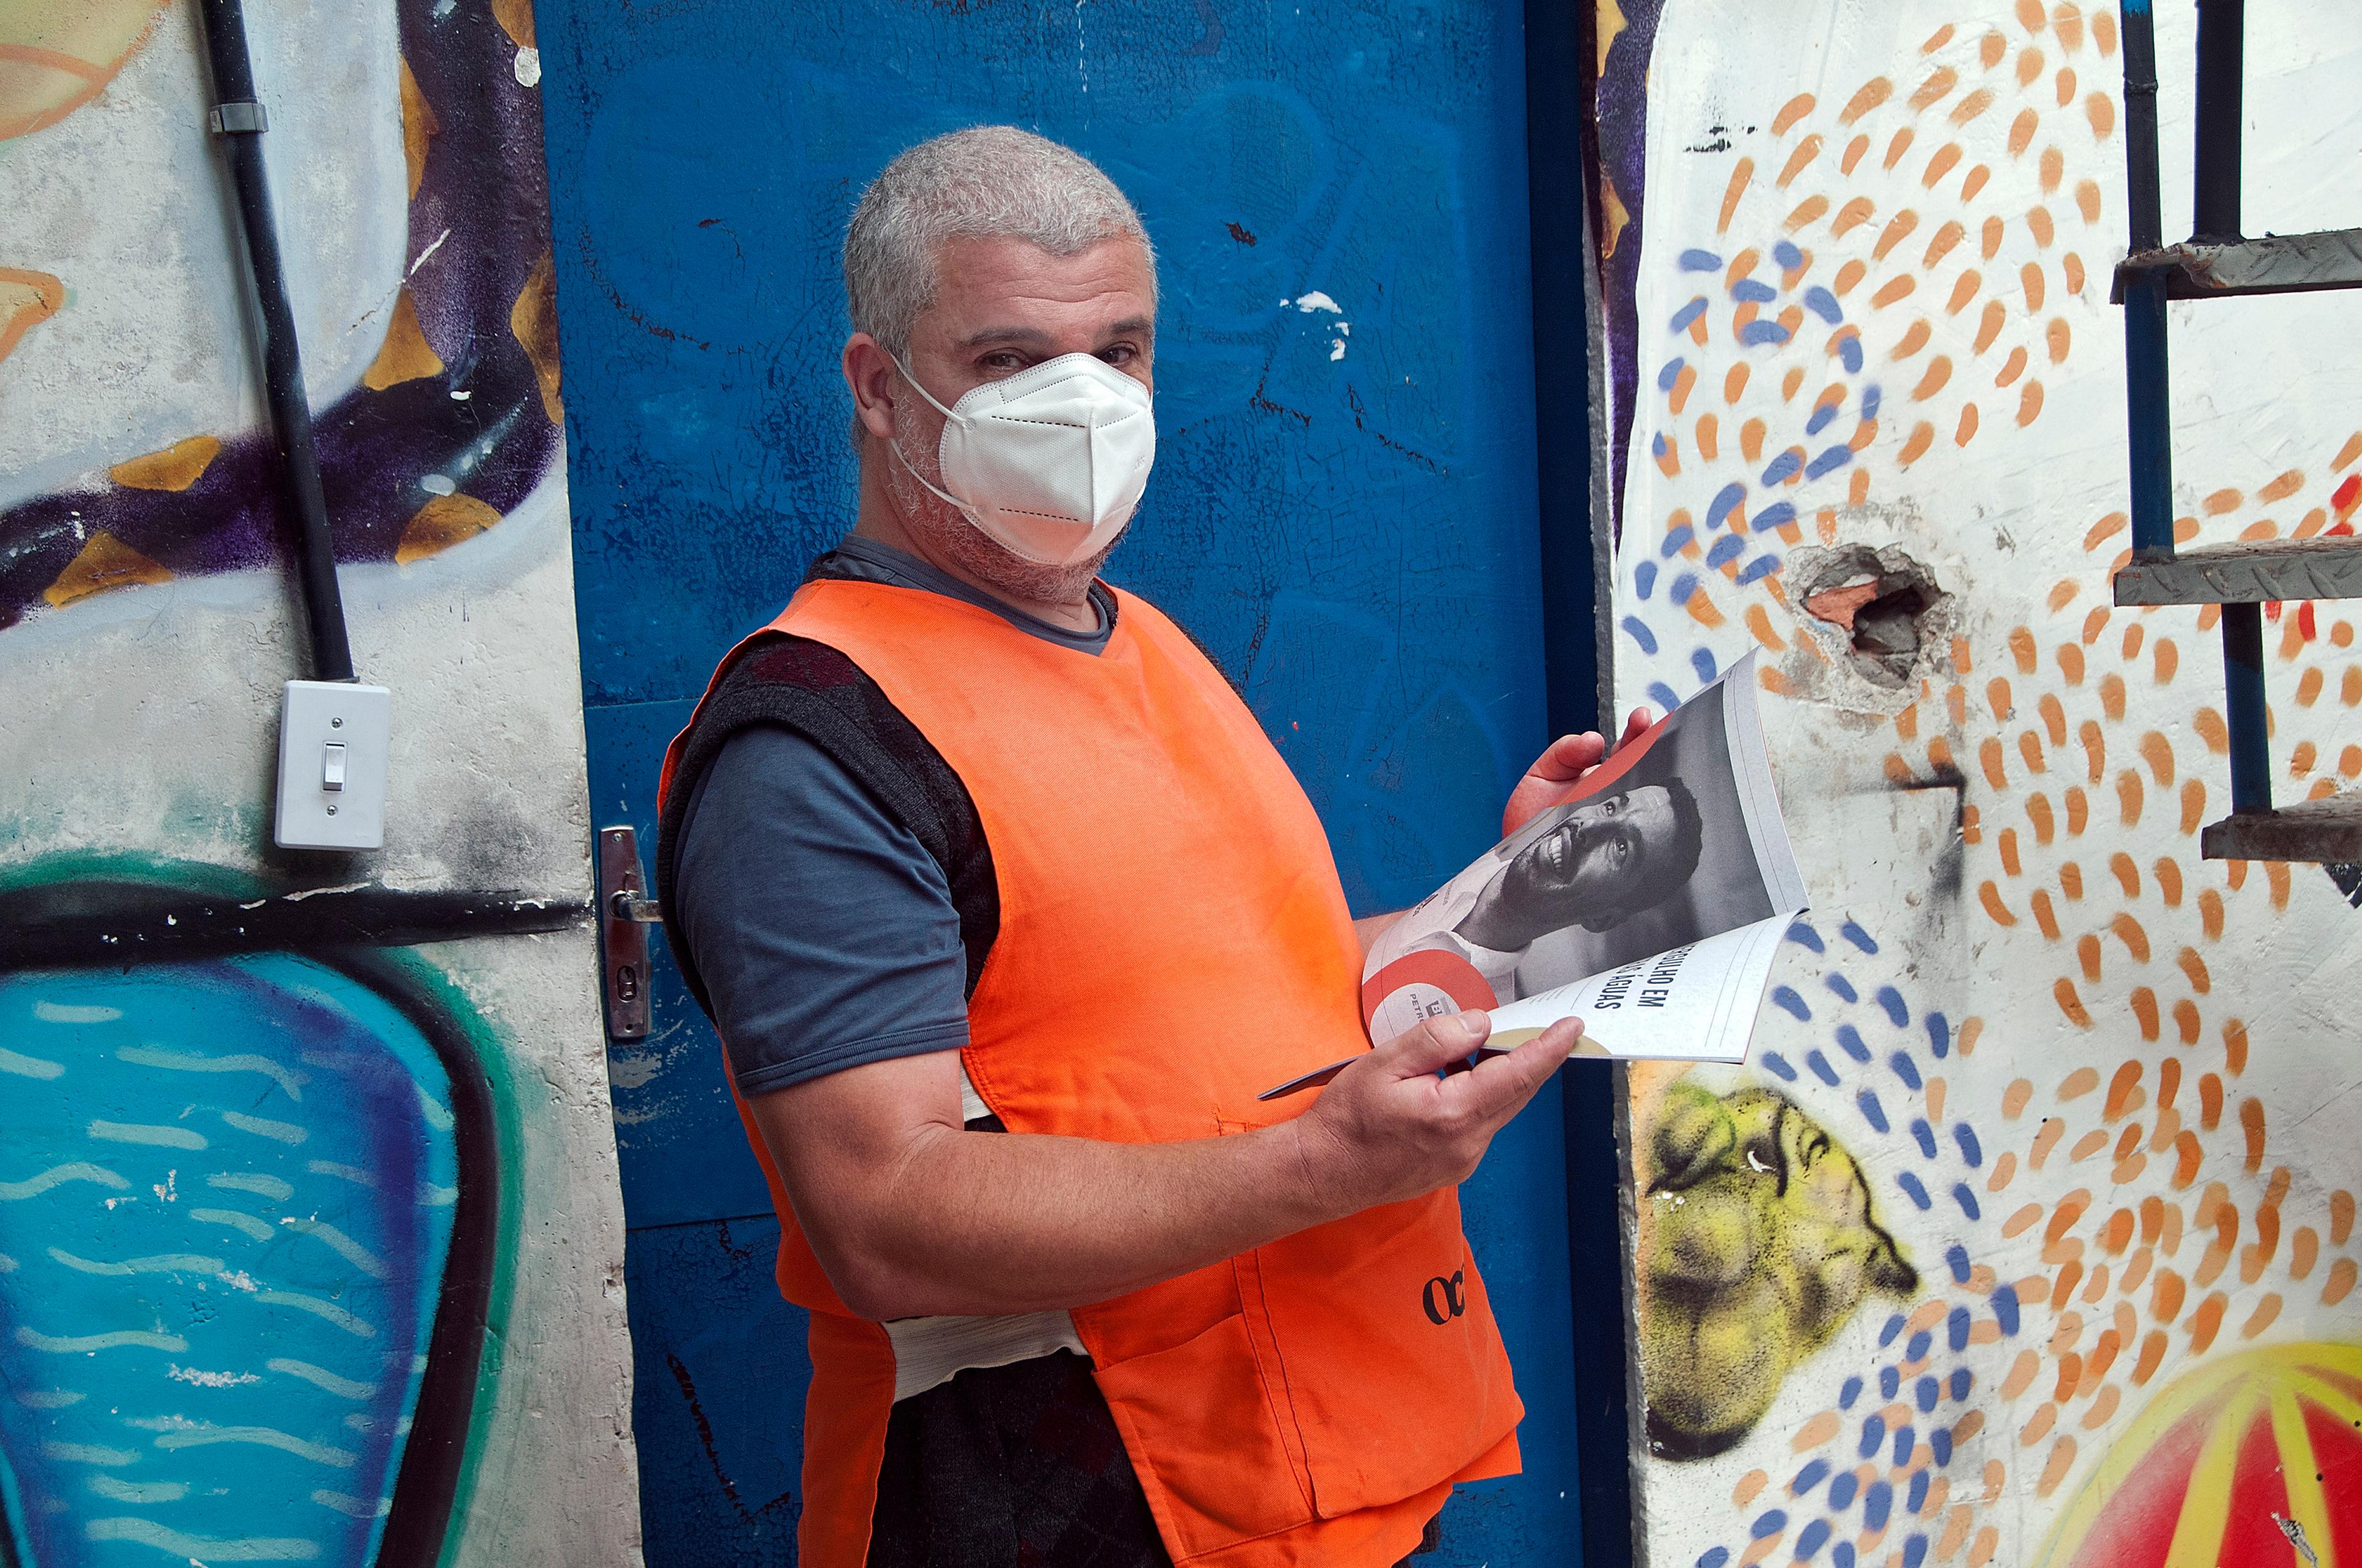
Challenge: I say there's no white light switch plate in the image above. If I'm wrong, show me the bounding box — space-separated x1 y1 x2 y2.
275 680 391 850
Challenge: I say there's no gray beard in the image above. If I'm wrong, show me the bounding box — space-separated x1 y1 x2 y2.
883 440 1124 607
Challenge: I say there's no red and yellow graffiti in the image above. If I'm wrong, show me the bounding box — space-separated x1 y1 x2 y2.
2037 1341 2362 1568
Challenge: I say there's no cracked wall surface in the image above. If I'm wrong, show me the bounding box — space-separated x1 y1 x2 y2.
1592 3 2362 1565
0 2 640 1562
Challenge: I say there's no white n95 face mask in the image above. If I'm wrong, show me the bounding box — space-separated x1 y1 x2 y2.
890 352 1157 566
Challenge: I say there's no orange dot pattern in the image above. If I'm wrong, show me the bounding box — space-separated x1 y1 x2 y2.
1605 6 2362 1566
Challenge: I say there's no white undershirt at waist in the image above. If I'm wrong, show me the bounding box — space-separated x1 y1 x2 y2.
881 1310 1088 1403
873 1066 1088 1404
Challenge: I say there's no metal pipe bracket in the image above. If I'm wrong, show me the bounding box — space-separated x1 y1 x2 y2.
207 100 269 135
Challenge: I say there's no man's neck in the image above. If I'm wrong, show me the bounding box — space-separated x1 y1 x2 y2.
852 450 1100 633
1452 875 1533 956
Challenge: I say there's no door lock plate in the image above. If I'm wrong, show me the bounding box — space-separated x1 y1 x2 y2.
597 825 659 1039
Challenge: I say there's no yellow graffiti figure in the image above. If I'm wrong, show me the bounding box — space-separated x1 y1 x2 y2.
1640 1082 1917 1460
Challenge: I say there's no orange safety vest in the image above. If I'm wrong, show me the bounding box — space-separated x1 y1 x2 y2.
658 576 1523 1567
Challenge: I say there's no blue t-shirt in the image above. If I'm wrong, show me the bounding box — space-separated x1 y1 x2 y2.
671 538 1115 1096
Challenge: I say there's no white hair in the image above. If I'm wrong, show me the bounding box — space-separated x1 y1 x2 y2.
843 125 1157 357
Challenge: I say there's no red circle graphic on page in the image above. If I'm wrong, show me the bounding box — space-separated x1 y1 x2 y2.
1360 948 1500 1038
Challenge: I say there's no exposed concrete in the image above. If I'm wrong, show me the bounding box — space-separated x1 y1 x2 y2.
422 929 644 1566
1792 543 1957 691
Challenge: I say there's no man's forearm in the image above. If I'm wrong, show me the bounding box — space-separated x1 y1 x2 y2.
782 1116 1345 1319
757 1011 1573 1323
808 912 1404 1318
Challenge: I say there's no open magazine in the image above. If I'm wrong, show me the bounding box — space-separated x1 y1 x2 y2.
1262 650 1806 1099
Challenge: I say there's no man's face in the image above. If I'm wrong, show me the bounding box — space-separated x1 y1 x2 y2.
1497 784 1677 925
904 234 1155 407
861 234 1156 600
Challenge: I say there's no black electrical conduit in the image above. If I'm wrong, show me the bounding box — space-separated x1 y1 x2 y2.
194 0 356 683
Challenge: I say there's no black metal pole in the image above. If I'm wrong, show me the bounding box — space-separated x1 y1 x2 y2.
2192 0 2244 244
2186 0 2269 814
2123 2 2164 256
2220 603 2272 814
2118 2 2175 560
193 0 355 683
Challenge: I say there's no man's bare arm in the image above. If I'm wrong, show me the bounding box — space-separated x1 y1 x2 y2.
748 1011 1578 1320
1353 910 1407 956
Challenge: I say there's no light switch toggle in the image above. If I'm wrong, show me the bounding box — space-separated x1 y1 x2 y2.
322 742 347 792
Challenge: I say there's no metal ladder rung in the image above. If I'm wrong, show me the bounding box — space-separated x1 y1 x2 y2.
2199 794 2362 864
2110 226 2362 301
2112 538 2362 606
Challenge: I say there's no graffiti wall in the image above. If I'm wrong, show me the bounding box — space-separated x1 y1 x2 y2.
0 1 639 1562
1591 3 2362 1565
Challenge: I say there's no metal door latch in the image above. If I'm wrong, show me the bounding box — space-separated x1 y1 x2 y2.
597 826 661 1039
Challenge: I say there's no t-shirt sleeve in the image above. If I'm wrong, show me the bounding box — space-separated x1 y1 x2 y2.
670 723 970 1096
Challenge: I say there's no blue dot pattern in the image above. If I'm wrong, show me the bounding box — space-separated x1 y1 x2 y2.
1672 915 2023 1568
1621 229 1895 712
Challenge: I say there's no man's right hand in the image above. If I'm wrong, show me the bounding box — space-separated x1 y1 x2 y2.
1290 1010 1582 1214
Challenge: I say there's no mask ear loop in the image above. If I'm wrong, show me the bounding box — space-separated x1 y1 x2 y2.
882 356 978 515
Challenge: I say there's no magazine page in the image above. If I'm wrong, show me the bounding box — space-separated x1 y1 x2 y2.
1255 910 1806 1102
1482 910 1800 1064
1360 648 1806 1046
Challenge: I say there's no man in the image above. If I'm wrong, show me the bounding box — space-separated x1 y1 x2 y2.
657 126 1628 1568
1361 778 1698 1040
1437 781 1702 994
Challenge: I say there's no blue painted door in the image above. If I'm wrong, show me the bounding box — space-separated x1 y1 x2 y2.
536 4 1583 1561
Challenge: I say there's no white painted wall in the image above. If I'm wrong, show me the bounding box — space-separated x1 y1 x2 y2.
1602 3 2362 1562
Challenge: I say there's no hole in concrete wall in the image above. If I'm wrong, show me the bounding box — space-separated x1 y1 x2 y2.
1797 545 1949 688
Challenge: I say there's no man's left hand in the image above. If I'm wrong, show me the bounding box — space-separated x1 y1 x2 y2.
1501 709 1652 838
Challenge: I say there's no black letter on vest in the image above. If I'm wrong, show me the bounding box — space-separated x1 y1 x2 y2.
1422 1269 1467 1325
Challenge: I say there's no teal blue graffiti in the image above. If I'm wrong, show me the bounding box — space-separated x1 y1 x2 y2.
0 958 458 1567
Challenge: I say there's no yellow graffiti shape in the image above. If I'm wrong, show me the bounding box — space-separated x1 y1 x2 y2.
490 0 535 49
0 0 169 143
364 288 445 391
1640 1082 1919 1459
43 530 171 608
510 252 562 426
108 434 220 492
1601 173 1632 263
395 493 500 565
1596 0 1627 81
0 266 63 365
398 55 438 202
